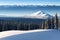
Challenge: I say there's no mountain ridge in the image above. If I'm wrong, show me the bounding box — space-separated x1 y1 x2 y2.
24 10 52 19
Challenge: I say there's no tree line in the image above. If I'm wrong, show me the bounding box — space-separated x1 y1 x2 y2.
42 13 59 29
0 13 59 32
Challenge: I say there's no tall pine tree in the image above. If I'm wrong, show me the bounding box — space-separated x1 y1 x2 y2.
55 13 58 29
51 17 55 29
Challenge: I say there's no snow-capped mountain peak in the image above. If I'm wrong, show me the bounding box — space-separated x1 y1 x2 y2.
31 10 45 16
23 10 52 19
29 10 52 19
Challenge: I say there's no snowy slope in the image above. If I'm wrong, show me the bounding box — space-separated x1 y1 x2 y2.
24 10 52 19
0 30 47 38
0 29 60 40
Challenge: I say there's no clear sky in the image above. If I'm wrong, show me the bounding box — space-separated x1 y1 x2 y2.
0 0 60 5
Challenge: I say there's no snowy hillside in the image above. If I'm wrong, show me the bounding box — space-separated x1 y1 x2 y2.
0 29 60 40
24 10 52 19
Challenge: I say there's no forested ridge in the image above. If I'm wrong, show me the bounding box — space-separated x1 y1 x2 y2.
0 14 60 32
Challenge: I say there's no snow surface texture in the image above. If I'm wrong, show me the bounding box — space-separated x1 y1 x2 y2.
0 30 47 38
24 10 52 19
0 29 60 40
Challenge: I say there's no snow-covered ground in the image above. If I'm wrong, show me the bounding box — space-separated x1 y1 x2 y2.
0 29 60 40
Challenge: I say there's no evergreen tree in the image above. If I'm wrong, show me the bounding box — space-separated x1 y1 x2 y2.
55 13 58 29
51 17 55 29
28 24 30 30
2 24 5 31
42 21 45 29
47 18 51 29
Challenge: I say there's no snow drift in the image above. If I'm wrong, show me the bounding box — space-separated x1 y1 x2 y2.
0 29 60 40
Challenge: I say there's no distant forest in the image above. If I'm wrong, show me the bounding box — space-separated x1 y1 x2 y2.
0 13 60 32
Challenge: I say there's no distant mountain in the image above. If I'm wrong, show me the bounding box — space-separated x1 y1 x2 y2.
0 5 60 9
0 10 52 19
24 10 52 19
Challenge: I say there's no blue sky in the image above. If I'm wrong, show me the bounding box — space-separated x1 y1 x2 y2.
0 0 60 5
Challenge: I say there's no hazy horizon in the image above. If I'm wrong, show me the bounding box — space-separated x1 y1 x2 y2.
0 0 59 17
0 6 60 17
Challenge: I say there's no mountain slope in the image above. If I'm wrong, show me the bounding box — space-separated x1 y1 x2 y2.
24 10 52 19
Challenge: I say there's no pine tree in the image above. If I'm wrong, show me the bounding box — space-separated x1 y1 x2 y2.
28 24 30 30
55 13 58 29
47 18 51 29
42 21 45 29
44 19 48 29
2 23 5 31
51 17 55 29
